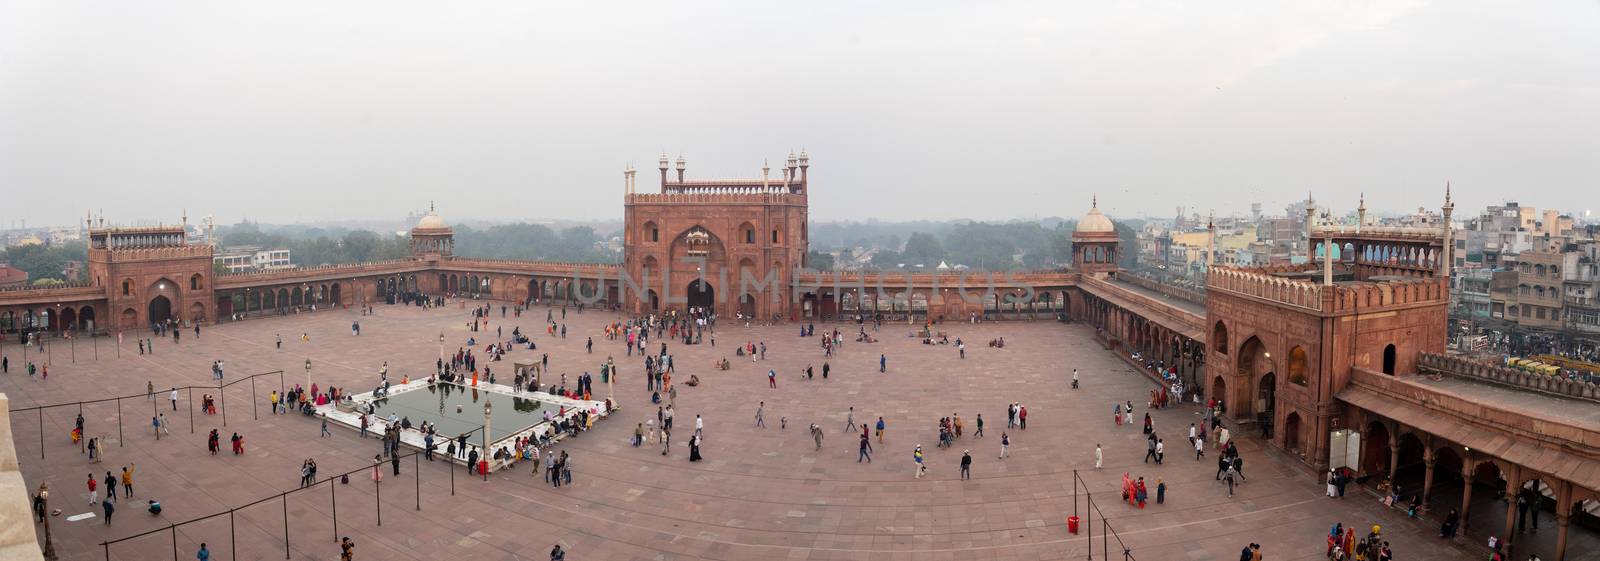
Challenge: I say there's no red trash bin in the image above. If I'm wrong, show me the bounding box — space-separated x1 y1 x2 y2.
1067 515 1080 534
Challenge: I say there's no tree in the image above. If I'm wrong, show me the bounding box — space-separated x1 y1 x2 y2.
902 232 944 268
806 251 835 271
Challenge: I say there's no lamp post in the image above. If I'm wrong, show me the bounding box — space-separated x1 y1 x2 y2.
38 482 56 560
482 401 492 475
304 358 312 393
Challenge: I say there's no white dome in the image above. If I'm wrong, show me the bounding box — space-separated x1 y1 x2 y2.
415 211 449 230
1076 207 1115 234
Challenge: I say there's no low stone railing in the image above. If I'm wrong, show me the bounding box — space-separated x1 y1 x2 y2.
1418 353 1599 402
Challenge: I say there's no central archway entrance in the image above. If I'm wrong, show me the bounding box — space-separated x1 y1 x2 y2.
686 279 714 312
148 295 173 326
1257 372 1276 438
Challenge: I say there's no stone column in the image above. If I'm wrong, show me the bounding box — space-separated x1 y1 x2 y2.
1421 453 1437 506
1555 509 1570 561
1387 425 1401 479
1461 453 1476 528
1502 473 1520 549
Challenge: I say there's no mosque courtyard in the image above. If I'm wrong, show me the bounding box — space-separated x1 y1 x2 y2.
4 300 1495 560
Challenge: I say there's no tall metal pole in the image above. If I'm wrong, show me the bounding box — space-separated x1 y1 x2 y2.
1086 491 1093 560
230 509 237 561
220 382 227 427
38 409 44 459
330 479 338 543
170 524 178 561
374 467 382 526
116 397 123 447
282 493 291 560
252 377 258 420
415 453 421 510
187 387 194 434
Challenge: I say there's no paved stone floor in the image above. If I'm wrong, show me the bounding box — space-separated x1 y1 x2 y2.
0 302 1542 560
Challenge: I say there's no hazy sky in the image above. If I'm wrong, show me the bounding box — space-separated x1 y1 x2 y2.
3 1 1597 228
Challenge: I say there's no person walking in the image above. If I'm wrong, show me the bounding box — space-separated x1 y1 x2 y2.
197 543 210 561
1071 369 1079 389
170 388 179 411
843 407 856 433
858 433 872 463
755 402 766 428
1155 439 1165 464
960 450 972 480
694 415 704 438
340 537 355 561
768 369 777 389
1095 443 1104 469
86 473 98 505
1018 405 1027 430
1156 478 1166 504
321 414 332 437
974 414 984 437
811 424 824 450
1195 436 1205 460
879 354 887 373
1144 437 1158 464
913 445 926 478
121 464 134 497
1223 464 1238 497
998 433 1010 459
875 417 886 443
104 472 118 502
102 496 115 525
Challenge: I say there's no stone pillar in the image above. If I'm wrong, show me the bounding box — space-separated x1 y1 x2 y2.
1555 509 1570 561
1387 426 1401 480
1461 453 1476 528
1422 453 1437 506
1502 471 1520 549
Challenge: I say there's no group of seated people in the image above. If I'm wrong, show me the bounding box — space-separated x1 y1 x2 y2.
713 358 731 370
988 337 1006 348
920 334 951 345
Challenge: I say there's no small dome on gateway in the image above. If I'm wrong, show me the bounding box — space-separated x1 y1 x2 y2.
414 204 449 231
1076 196 1115 234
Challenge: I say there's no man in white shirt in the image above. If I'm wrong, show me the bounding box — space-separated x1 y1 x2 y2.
695 415 704 437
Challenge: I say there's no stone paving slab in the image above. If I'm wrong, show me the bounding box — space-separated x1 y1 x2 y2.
1 303 1497 560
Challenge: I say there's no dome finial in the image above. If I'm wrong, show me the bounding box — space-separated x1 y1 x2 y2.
1092 194 1097 209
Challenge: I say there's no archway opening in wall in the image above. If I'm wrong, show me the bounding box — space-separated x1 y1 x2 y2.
1361 421 1392 477
1283 411 1303 453
331 284 342 307
647 290 660 312
1426 446 1464 512
739 293 756 318
1463 461 1506 531
1213 321 1229 354
1257 372 1276 438
292 287 304 306
59 308 77 332
1287 346 1309 386
1382 344 1397 375
79 306 95 331
528 279 539 303
148 295 173 326
1210 375 1227 410
686 279 714 311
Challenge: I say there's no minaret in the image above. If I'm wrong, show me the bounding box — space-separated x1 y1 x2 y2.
786 150 798 191
1304 192 1317 263
1206 212 1216 270
1440 182 1454 278
658 152 669 190
675 154 686 184
1357 192 1367 233
762 159 771 192
797 149 809 192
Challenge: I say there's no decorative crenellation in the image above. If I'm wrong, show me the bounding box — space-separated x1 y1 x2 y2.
1206 266 1324 310
1327 277 1448 313
627 192 806 205
1419 353 1599 402
93 245 213 262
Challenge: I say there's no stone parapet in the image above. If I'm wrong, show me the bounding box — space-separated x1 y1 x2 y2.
1116 274 1206 307
1419 353 1599 402
0 393 46 561
1206 266 1324 311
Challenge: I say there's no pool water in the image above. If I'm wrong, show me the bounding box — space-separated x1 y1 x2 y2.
366 383 548 442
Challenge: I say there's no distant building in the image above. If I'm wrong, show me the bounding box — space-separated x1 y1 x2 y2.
213 247 293 273
0 264 27 288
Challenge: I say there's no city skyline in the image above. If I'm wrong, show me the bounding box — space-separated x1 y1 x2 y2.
4 1 1598 227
